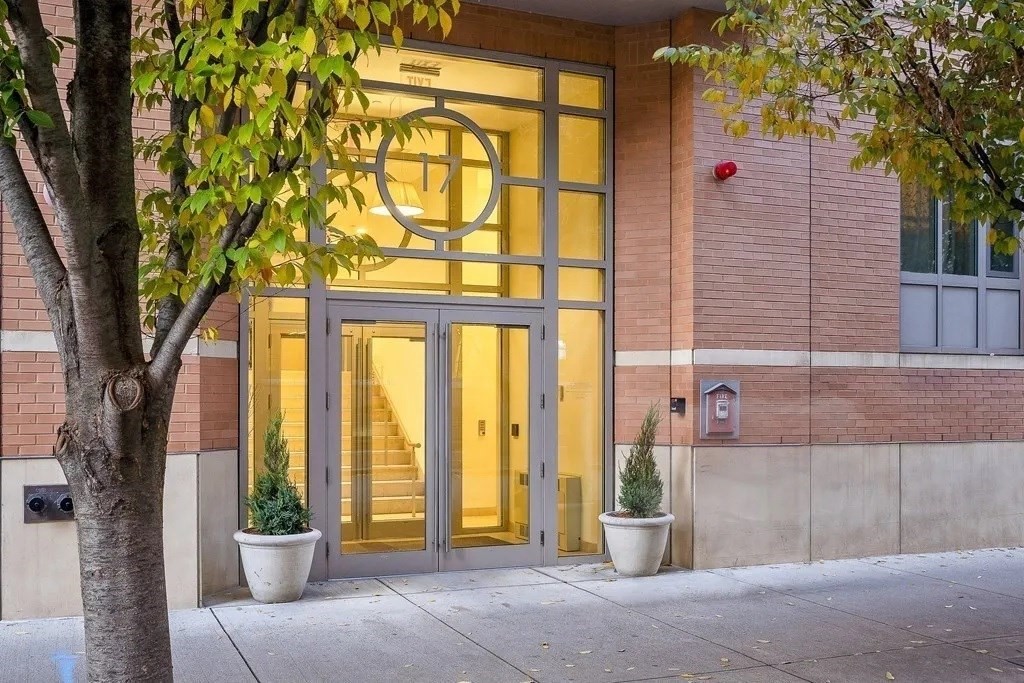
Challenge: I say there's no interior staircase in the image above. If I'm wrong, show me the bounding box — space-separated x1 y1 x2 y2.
340 370 426 519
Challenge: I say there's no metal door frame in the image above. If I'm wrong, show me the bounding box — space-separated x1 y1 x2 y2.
325 302 545 578
326 306 440 578
438 307 545 571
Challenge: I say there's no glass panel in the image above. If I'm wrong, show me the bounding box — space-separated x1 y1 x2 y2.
446 185 543 258
990 219 1016 274
941 199 977 276
248 298 308 498
327 171 433 250
450 323 530 548
354 47 543 101
559 115 605 185
446 100 543 179
329 89 436 161
559 267 604 302
559 191 604 260
331 258 542 298
900 181 936 273
557 309 603 556
341 321 427 554
559 72 604 109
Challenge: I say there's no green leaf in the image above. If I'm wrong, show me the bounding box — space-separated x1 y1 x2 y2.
298 27 317 56
199 104 215 129
370 1 391 24
23 109 53 128
354 4 371 30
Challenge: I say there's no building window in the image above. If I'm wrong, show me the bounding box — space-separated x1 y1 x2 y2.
900 181 1022 352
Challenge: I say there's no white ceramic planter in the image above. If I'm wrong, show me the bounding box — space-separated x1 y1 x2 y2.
599 512 674 577
234 528 322 603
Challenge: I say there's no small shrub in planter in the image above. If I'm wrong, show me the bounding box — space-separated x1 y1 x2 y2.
599 405 674 576
234 414 321 603
246 414 311 536
617 406 664 518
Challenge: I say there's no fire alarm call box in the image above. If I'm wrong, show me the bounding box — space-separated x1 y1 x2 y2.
700 380 740 439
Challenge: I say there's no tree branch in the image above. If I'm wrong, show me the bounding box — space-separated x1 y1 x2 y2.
6 0 90 265
0 143 67 311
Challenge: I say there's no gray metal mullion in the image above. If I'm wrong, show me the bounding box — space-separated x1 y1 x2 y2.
555 300 606 311
935 198 944 348
978 216 988 351
376 247 544 266
558 257 610 270
307 149 330 578
557 104 609 120
498 175 545 188
541 63 560 567
237 291 252 586
601 61 615 562
324 290 546 309
558 180 608 194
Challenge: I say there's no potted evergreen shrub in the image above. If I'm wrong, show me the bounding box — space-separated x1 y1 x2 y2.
599 405 674 577
234 413 321 603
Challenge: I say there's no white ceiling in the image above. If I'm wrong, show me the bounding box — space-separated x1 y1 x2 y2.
464 0 726 25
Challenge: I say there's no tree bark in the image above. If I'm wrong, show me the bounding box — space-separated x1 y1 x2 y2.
54 364 180 682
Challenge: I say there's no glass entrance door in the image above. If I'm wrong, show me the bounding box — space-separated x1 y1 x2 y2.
326 306 544 578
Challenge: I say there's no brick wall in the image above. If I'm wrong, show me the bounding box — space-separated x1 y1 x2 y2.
612 22 674 443
613 8 1024 449
0 0 233 457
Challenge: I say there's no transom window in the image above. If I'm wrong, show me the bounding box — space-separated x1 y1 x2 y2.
899 181 1022 353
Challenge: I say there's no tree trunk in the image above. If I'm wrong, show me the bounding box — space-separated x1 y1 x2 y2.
56 369 179 682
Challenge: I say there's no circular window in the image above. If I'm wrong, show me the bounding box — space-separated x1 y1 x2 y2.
373 107 501 242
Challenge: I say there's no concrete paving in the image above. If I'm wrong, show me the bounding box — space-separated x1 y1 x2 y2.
1 548 1023 683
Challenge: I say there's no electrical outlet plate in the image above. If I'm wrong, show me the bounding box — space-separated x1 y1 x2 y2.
23 485 76 523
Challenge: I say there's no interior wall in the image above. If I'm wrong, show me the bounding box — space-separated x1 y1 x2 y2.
457 325 500 517
558 309 604 551
372 335 427 475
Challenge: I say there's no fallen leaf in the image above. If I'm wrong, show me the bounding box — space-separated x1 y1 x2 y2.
885 673 895 681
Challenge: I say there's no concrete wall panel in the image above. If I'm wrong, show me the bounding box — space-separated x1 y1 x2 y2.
692 446 810 568
901 441 1024 553
199 449 240 598
810 444 899 560
0 454 200 619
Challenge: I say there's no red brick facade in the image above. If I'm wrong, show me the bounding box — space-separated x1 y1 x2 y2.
2 4 1021 458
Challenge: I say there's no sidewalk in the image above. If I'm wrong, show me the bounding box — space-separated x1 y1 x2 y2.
2 548 1023 682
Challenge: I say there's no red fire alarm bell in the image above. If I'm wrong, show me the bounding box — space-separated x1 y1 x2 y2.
713 160 738 181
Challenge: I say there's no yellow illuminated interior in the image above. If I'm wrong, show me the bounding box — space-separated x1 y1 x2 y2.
248 298 308 499
247 52 608 562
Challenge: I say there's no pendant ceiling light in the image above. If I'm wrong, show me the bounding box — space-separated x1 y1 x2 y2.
369 180 424 217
